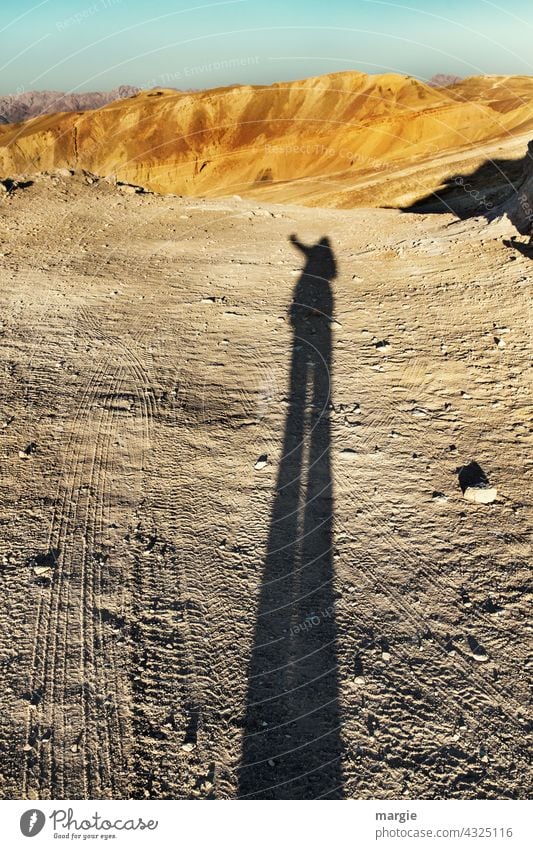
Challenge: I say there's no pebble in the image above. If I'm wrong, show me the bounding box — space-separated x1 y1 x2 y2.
340 447 357 455
472 651 489 663
18 443 36 459
468 636 488 662
181 742 195 752
459 461 497 504
254 454 268 470
463 486 497 504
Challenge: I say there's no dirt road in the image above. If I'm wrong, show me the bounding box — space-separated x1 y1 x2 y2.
0 174 530 799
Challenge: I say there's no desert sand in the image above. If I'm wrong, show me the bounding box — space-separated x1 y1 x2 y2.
0 151 531 799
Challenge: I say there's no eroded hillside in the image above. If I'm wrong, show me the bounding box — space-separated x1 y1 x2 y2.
1 72 532 207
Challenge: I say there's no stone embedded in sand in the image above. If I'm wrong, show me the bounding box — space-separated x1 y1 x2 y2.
254 454 268 470
33 565 52 577
375 340 391 352
181 742 195 752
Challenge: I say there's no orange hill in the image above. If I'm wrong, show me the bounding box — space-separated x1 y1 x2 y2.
1 71 532 207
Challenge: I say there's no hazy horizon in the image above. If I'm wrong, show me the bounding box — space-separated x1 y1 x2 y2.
0 0 532 96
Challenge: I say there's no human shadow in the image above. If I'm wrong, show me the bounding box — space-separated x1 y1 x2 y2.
238 235 343 799
401 151 530 219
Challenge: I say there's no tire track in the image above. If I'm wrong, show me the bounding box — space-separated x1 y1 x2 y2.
23 354 115 797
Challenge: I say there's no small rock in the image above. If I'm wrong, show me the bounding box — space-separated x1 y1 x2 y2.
339 448 357 459
33 565 52 577
181 742 195 752
254 454 268 470
494 337 506 349
459 461 497 504
19 442 36 459
463 486 497 504
267 759 275 768
472 650 489 663
467 635 488 662
375 340 391 352
432 491 448 504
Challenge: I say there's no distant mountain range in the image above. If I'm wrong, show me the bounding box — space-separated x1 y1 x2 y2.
0 75 463 124
0 86 141 124
427 74 463 88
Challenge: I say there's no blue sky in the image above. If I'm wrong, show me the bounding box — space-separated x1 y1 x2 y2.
0 0 531 94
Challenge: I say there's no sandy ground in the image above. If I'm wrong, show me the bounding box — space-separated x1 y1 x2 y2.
0 173 531 799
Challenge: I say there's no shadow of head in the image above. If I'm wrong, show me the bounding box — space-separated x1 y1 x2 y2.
289 234 337 281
